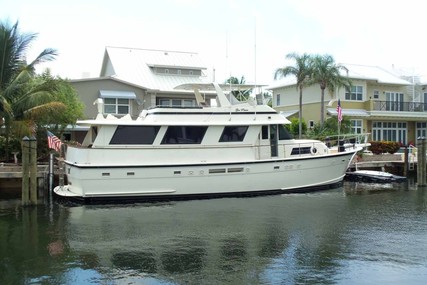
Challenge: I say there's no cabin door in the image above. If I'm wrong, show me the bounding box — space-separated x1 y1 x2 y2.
269 124 278 157
258 125 278 159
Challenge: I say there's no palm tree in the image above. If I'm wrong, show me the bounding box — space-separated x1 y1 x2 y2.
0 20 60 160
274 53 312 139
311 54 351 127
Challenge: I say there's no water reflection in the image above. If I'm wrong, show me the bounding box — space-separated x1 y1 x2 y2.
1 182 427 284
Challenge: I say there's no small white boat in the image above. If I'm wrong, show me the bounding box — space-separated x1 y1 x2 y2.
345 170 407 183
54 83 360 202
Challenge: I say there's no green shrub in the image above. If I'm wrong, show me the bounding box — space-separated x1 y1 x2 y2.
0 136 21 162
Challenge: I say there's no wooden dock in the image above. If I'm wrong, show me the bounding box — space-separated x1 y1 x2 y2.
0 164 49 189
348 152 415 175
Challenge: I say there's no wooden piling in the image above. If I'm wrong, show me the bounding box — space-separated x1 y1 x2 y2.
21 136 38 206
417 138 427 186
29 137 37 204
22 137 30 205
403 146 409 177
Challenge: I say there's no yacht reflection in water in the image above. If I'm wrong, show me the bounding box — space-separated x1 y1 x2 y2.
3 183 425 285
61 194 351 284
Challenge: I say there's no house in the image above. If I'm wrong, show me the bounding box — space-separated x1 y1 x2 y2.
66 46 213 141
71 46 213 118
268 64 427 145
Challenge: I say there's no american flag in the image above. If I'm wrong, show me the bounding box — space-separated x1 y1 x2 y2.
47 131 62 152
337 99 343 123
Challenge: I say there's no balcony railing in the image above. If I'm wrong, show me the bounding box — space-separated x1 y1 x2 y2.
372 101 427 112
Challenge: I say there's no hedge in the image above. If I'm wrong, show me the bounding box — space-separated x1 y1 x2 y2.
368 141 401 154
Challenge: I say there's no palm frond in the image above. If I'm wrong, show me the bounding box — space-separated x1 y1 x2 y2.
27 48 58 71
24 101 66 121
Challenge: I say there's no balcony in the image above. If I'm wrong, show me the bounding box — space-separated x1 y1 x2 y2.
372 101 427 112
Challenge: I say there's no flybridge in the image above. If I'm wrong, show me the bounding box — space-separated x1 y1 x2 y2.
174 82 267 108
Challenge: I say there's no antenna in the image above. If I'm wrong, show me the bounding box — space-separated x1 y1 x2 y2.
254 16 257 91
254 16 257 119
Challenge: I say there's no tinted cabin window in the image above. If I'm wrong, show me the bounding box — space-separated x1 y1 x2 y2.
161 126 207 144
110 126 160 144
291 147 311 155
219 126 248 142
261 125 268 139
279 124 293 140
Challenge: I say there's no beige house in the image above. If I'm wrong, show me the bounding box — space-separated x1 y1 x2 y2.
67 46 213 141
268 64 427 145
71 46 213 119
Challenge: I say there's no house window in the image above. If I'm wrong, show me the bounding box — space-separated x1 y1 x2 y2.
104 98 130 115
183 99 194 107
372 121 407 144
421 93 427 111
416 122 427 140
158 99 196 107
385 92 404 111
172 99 181 107
309 120 314 129
276 94 281 106
373 90 379 99
345 86 363 101
351 119 362 134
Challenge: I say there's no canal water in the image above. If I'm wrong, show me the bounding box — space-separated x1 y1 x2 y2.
1 180 427 285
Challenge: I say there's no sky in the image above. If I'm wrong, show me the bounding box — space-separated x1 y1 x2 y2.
2 0 427 84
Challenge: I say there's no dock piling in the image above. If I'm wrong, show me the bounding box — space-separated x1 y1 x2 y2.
21 136 38 205
22 137 30 205
417 137 427 186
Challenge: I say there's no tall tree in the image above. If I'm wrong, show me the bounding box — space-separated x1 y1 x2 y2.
274 53 312 139
0 20 61 160
311 54 351 126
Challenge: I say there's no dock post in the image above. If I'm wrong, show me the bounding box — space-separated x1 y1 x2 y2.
403 146 409 177
29 136 38 204
417 137 427 186
22 137 30 205
49 153 54 192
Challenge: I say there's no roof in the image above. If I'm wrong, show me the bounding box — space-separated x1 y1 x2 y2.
279 110 299 118
267 64 412 89
344 64 411 85
100 47 209 92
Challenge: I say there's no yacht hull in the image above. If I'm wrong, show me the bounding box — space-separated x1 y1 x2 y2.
54 150 356 202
